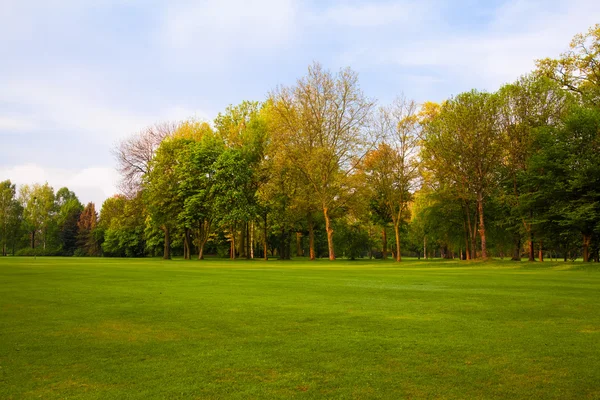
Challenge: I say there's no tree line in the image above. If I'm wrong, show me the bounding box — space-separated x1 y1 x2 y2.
1 24 598 262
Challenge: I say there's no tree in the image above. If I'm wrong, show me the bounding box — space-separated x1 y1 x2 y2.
19 183 56 250
422 90 502 259
364 97 420 261
0 180 22 256
525 106 600 262
536 24 600 107
497 75 572 261
99 194 147 257
177 133 224 259
55 187 83 255
271 62 375 260
143 138 189 259
77 202 99 256
114 122 177 196
211 148 258 259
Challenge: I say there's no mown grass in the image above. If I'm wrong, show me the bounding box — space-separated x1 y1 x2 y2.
0 257 599 399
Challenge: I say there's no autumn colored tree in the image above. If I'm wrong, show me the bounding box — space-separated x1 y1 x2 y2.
77 202 99 256
270 62 375 260
364 97 420 261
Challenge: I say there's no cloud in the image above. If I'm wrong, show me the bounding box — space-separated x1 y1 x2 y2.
0 115 39 132
330 0 600 96
0 164 119 207
159 0 297 59
310 1 431 28
1 77 212 142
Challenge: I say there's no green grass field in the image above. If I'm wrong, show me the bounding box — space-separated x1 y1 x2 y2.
1 257 599 399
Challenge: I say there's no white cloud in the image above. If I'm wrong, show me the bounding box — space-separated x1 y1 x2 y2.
0 115 39 132
159 0 297 58
334 0 600 94
311 1 430 28
0 78 213 144
0 164 119 207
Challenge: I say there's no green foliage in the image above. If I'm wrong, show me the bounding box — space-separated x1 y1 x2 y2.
0 180 23 256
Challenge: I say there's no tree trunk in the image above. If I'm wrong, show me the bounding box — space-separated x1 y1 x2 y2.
465 202 476 260
477 192 487 260
198 243 205 260
511 234 521 261
528 233 535 262
163 226 170 259
538 240 543 262
382 227 388 259
463 218 471 261
393 222 401 262
308 214 315 260
197 219 210 260
250 221 254 259
423 235 427 259
230 225 236 260
183 228 190 260
323 206 335 260
527 210 535 261
583 233 591 262
296 232 303 257
31 230 35 249
246 222 251 260
368 225 373 259
263 213 268 261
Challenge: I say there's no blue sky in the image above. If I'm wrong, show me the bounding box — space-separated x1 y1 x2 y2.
1 0 598 206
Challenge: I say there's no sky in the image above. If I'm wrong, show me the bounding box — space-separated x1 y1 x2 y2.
1 0 598 207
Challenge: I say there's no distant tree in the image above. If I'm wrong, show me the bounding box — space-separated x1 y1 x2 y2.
100 194 146 257
0 180 22 256
55 188 83 255
77 202 99 256
19 183 56 250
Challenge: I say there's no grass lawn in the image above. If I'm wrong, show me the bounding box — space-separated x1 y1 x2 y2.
0 257 599 399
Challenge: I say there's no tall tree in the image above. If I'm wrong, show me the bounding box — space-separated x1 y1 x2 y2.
365 97 420 261
497 75 572 261
144 138 189 259
177 133 224 260
422 90 502 259
271 62 375 260
525 106 600 262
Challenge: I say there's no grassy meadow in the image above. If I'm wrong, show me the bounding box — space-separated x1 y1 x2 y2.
0 257 599 399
